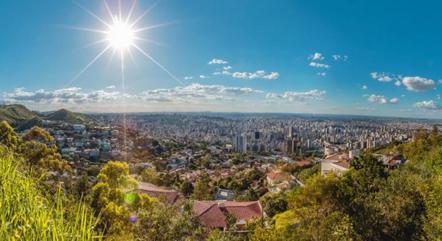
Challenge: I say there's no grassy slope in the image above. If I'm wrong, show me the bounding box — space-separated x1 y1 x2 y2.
0 105 37 123
0 154 101 241
46 109 92 124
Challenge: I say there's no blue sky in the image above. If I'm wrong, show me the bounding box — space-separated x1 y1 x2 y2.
1 0 442 118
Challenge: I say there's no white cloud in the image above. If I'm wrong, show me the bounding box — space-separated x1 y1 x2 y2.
389 97 399 104
332 54 348 61
366 94 398 104
414 100 439 110
208 58 228 65
362 85 368 90
394 80 402 87
223 66 232 70
402 76 436 92
317 72 326 77
140 83 262 103
367 94 387 104
370 72 394 82
309 62 330 69
267 89 326 102
232 70 279 80
184 76 193 80
5 87 121 104
199 75 210 79
309 52 324 61
105 85 116 89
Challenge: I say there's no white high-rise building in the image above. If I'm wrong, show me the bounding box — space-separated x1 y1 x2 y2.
233 134 247 153
288 126 294 138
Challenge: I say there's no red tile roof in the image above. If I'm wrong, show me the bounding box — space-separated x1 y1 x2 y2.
192 200 263 228
136 182 179 205
266 171 291 182
295 160 314 168
224 201 262 220
193 201 226 228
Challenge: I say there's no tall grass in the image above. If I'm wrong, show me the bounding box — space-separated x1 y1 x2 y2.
0 154 102 241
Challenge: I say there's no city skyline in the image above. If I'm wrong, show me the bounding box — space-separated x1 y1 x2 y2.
1 0 442 118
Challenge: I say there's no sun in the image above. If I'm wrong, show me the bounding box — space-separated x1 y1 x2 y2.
106 18 135 51
69 0 182 85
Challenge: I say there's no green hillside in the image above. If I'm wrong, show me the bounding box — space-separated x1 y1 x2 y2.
46 108 92 124
0 104 38 124
0 105 93 125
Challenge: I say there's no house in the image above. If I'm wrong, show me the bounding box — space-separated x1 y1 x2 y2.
193 200 263 230
266 170 296 193
135 182 180 205
294 160 314 168
320 160 350 175
321 152 351 176
377 154 405 168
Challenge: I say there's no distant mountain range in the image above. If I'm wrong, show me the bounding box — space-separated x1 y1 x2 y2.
0 104 93 129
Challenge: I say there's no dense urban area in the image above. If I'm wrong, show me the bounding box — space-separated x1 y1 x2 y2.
0 104 441 240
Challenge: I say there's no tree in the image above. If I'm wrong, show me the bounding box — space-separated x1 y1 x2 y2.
207 229 243 241
134 201 204 241
236 187 259 201
336 155 426 241
180 181 194 197
22 126 53 143
264 196 288 218
90 161 154 238
0 121 19 149
141 168 161 185
192 172 213 200
284 174 353 241
18 127 70 174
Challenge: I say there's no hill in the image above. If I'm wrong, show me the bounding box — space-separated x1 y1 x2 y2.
46 108 92 124
16 116 44 131
0 105 93 126
0 104 38 124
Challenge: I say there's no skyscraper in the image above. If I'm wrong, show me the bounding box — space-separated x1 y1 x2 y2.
233 134 247 153
288 126 294 138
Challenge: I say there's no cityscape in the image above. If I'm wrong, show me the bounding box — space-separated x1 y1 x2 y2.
1 0 442 241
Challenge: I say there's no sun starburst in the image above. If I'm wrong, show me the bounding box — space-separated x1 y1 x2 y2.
69 0 182 85
106 18 135 51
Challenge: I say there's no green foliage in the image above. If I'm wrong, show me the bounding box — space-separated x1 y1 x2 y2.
261 194 288 218
0 104 37 124
180 180 194 197
207 229 245 241
295 164 320 182
18 127 70 174
236 187 259 201
141 168 161 185
133 202 204 241
335 156 427 240
46 108 92 124
0 121 19 150
90 161 156 239
192 172 214 200
0 154 101 240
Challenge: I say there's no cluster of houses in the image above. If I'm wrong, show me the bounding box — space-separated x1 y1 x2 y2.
40 120 126 162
